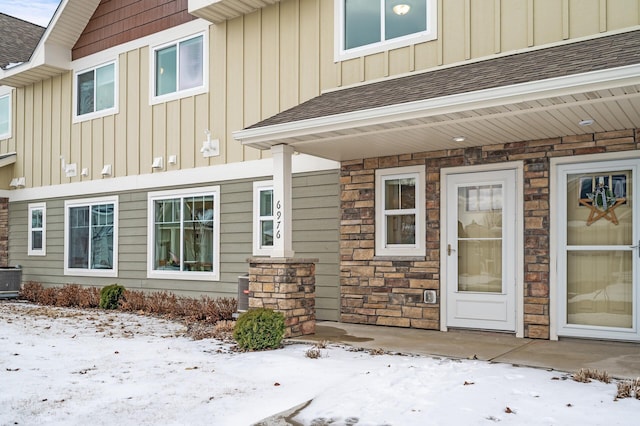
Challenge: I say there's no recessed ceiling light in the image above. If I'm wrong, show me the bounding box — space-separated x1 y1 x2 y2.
452 136 466 142
393 4 411 15
578 119 595 126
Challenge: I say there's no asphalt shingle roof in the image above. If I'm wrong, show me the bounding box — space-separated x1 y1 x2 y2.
0 13 45 70
248 30 640 129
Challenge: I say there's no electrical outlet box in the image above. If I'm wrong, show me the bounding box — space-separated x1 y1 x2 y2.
424 290 437 304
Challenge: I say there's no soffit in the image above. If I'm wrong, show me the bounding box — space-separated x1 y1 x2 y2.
236 30 640 162
0 0 102 87
256 84 640 161
189 0 281 24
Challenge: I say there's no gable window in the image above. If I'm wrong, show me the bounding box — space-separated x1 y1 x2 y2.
0 93 10 139
152 33 205 101
148 187 220 281
375 166 425 256
64 196 118 277
336 0 437 60
75 62 116 120
28 203 46 256
253 181 274 255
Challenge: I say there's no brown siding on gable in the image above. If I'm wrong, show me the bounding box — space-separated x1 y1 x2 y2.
72 0 197 60
340 129 640 339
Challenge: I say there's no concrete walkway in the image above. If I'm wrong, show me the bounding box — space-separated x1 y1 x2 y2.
292 321 640 379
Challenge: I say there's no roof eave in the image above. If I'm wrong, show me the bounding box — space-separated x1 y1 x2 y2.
189 0 281 24
0 0 101 87
0 43 71 87
234 64 640 149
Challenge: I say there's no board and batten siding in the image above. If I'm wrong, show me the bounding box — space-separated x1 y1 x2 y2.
3 0 640 191
8 169 340 320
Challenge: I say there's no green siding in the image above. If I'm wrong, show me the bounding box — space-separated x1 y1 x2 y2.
8 169 340 320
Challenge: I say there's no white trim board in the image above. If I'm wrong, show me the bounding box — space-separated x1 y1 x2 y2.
2 154 339 202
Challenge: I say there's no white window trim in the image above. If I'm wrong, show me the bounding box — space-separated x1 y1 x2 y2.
72 59 119 123
0 91 11 140
253 180 274 256
334 0 438 62
64 196 119 278
147 186 220 281
375 165 426 257
149 31 209 105
28 202 46 256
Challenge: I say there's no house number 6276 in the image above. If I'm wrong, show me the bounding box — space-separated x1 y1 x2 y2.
275 200 282 240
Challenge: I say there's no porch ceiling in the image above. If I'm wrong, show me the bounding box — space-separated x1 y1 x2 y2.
188 0 281 24
234 29 640 162
244 83 640 162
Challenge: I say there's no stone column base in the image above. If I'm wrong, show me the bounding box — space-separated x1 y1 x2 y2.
247 257 318 338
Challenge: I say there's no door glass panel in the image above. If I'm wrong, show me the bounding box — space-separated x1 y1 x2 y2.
567 171 631 245
458 240 502 292
565 169 634 329
567 251 632 328
457 185 503 293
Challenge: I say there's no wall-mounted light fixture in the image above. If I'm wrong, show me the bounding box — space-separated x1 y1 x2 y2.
60 156 77 177
201 129 220 158
81 168 89 177
168 155 177 165
152 156 164 170
9 177 25 188
101 164 112 177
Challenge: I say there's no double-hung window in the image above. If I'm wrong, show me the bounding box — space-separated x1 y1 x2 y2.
375 166 425 256
152 33 206 102
28 203 46 256
148 186 220 281
0 92 10 139
337 0 437 60
75 61 117 120
253 181 274 255
64 196 118 277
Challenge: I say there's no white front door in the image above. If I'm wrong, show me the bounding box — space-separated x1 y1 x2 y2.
557 159 639 341
446 169 517 331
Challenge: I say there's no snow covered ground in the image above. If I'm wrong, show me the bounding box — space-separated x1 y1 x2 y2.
1 301 638 425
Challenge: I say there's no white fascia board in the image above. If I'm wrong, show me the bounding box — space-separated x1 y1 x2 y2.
3 154 339 202
234 64 640 147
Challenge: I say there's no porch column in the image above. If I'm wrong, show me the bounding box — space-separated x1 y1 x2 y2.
271 144 294 258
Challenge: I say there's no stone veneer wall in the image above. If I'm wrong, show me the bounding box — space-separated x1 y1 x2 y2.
0 198 8 267
248 257 317 338
340 129 640 339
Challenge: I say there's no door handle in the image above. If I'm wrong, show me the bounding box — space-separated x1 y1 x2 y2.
447 244 456 256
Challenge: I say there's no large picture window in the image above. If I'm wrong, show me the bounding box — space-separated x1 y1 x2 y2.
337 0 437 60
375 166 425 256
148 187 220 281
64 197 118 277
75 61 116 119
253 181 274 255
153 33 205 101
28 203 46 256
0 93 10 139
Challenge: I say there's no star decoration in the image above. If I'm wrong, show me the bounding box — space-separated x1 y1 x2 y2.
579 198 625 226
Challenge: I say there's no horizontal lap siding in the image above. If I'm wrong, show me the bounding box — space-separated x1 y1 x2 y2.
293 172 340 321
8 169 340 319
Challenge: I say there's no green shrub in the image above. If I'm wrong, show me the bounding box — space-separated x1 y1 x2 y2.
233 308 285 351
99 284 125 310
